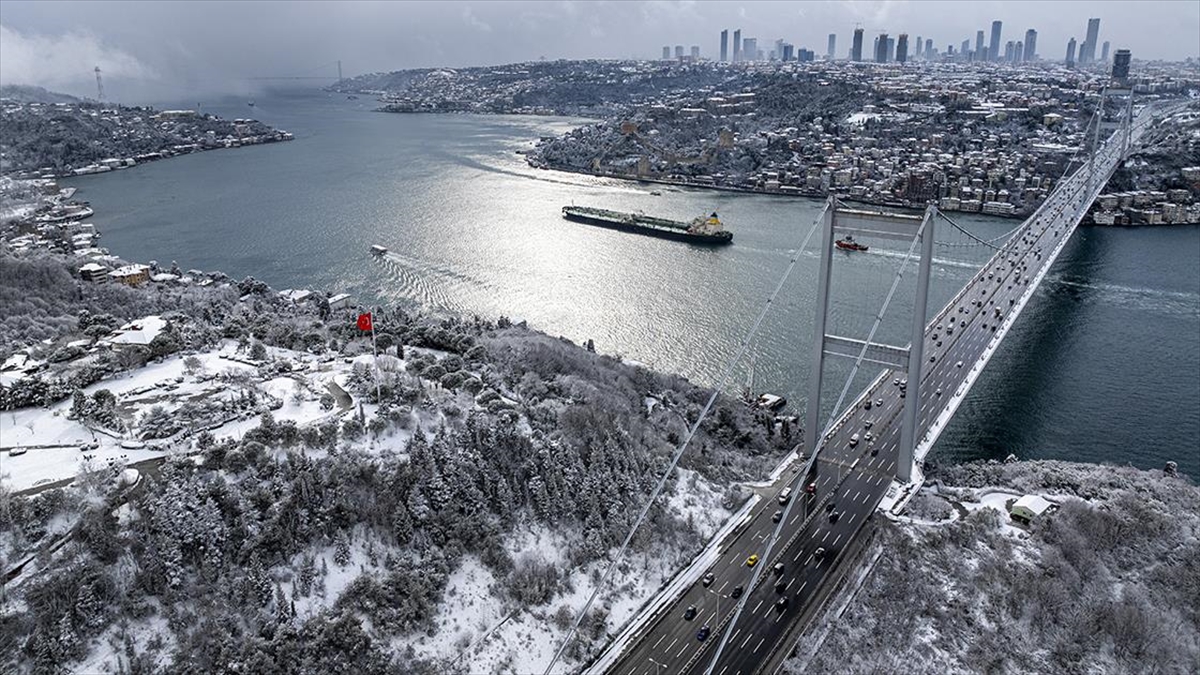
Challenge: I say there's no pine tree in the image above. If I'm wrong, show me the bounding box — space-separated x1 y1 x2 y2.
333 532 351 567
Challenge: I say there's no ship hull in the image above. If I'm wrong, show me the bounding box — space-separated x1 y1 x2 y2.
562 210 732 246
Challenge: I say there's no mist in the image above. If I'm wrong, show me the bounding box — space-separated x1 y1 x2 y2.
1 0 1196 105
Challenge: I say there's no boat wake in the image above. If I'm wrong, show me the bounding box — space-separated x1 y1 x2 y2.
373 250 482 312
1045 277 1200 317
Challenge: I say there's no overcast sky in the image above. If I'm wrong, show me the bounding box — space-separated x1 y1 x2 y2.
2 0 1197 103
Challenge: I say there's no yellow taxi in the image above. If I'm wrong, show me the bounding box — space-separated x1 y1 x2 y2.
745 554 760 567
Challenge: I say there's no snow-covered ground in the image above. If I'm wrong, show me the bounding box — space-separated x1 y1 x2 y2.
0 340 367 493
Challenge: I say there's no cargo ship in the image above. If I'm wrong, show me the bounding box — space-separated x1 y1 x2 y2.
561 206 733 245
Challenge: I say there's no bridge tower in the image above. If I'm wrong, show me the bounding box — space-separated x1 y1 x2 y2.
805 199 935 482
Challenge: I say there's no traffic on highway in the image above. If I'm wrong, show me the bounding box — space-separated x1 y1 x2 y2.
601 108 1158 675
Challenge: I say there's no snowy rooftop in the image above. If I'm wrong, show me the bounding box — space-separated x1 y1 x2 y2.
1013 494 1055 515
281 289 314 302
104 315 166 346
79 262 107 273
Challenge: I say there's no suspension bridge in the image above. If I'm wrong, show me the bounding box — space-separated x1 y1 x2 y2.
247 60 345 82
544 90 1178 675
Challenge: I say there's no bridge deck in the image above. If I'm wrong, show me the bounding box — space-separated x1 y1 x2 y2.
595 108 1163 675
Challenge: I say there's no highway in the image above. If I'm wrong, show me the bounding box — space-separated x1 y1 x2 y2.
598 107 1161 675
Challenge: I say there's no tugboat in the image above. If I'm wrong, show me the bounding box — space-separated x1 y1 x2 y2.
835 234 868 252
370 244 388 256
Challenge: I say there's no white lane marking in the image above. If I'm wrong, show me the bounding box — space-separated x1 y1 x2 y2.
653 634 665 649
667 637 677 653
677 643 689 658
740 632 753 649
833 533 843 547
753 599 764 613
822 530 830 542
754 638 765 654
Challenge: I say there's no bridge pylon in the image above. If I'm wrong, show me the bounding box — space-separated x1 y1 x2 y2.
805 198 935 482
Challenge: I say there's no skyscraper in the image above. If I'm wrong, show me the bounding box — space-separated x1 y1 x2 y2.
733 29 742 62
916 35 923 59
1024 29 1037 61
827 33 837 59
1101 41 1110 62
1014 42 1023 63
691 45 700 60
875 33 889 63
782 43 795 61
1082 18 1101 64
675 45 684 59
1004 40 1015 62
742 37 757 61
851 28 864 61
720 29 729 62
976 30 985 57
897 34 909 64
1066 37 1077 66
989 20 1003 61
925 38 933 60
1112 49 1131 80
662 46 670 60
886 36 895 62
961 39 971 59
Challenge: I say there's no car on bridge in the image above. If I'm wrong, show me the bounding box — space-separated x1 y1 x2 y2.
731 585 744 598
702 572 715 587
745 554 760 567
684 605 697 621
697 625 711 641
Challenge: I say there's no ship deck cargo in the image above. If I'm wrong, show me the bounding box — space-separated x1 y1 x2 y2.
561 206 733 245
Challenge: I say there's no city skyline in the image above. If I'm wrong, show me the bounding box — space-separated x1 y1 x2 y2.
1 0 1197 102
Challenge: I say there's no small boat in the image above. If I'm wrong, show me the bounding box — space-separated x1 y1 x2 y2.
835 234 868 252
347 95 359 100
370 244 388 256
248 100 255 107
649 190 662 196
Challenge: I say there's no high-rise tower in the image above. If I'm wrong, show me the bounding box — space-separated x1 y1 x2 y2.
851 28 864 61
989 20 1003 61
827 33 837 59
897 34 909 64
1082 18 1101 64
733 29 742 62
720 29 729 62
1101 41 1110 62
975 30 985 57
1066 37 1077 67
1024 29 1037 61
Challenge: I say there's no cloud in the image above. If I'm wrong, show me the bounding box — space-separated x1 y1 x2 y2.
0 23 157 97
462 6 493 32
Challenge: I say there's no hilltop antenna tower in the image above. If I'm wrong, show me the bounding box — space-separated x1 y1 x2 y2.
94 66 105 101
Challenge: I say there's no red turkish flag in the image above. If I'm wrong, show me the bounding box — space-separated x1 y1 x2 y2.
356 312 373 331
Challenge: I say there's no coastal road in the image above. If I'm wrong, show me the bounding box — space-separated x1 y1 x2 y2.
600 110 1158 675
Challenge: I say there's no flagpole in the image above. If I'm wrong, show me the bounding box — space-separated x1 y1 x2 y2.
370 306 381 404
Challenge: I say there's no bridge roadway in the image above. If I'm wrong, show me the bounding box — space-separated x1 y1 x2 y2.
599 110 1157 675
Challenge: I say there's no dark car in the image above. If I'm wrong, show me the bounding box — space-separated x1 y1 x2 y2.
731 585 744 599
775 597 789 611
825 502 835 513
829 511 841 523
684 605 697 621
697 625 711 641
814 546 827 561
774 580 787 594
772 562 785 576
702 572 715 587
772 510 783 523
805 481 817 494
